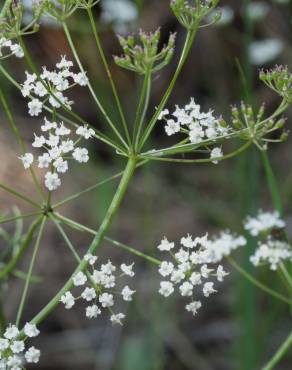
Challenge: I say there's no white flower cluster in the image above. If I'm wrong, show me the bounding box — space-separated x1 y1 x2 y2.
0 37 24 59
244 210 286 236
157 234 231 316
250 239 292 270
158 98 229 163
244 210 291 270
0 323 40 369
19 117 94 191
21 56 89 116
60 255 136 325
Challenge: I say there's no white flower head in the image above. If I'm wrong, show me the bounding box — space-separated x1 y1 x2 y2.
19 153 34 169
86 305 101 319
159 281 174 297
60 291 75 309
44 172 61 191
72 271 87 286
121 285 136 301
158 237 175 252
110 313 126 326
99 293 114 308
24 323 40 338
120 263 135 277
25 346 41 363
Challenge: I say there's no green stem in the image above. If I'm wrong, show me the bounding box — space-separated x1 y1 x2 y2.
0 211 42 225
227 257 292 305
0 183 41 209
261 151 283 215
261 331 292 370
0 0 12 17
62 22 128 150
133 70 152 150
53 212 161 265
87 7 131 145
23 157 137 329
138 28 197 151
15 216 46 326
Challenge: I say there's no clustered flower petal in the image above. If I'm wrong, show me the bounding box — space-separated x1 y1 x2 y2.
0 323 40 369
60 255 136 325
19 117 94 191
157 233 231 316
21 55 89 116
158 98 230 162
0 37 24 60
244 210 286 236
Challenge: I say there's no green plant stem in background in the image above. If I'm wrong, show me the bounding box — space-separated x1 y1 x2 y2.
138 28 198 150
0 183 41 209
22 157 137 330
0 212 42 225
0 88 45 201
227 257 292 305
0 0 12 18
15 216 46 327
134 71 152 150
87 7 131 146
262 332 292 370
62 22 129 150
53 212 161 265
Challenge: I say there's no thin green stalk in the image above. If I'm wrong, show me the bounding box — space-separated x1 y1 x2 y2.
87 7 131 145
262 332 292 370
0 88 45 201
15 216 46 326
0 183 41 209
261 151 283 215
139 141 252 163
53 212 160 265
49 215 81 263
227 257 292 305
23 157 137 329
61 22 128 150
138 28 198 151
0 0 12 17
133 70 152 150
53 159 148 209
0 211 42 225
280 263 292 291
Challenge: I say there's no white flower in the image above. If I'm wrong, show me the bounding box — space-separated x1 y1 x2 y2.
24 323 40 338
170 269 185 284
73 72 89 86
28 98 42 116
84 254 97 265
250 239 292 270
7 355 22 368
4 325 19 340
86 305 101 319
158 108 169 120
44 172 61 191
216 265 229 282
185 301 202 315
60 139 74 153
189 272 202 286
159 261 174 277
76 125 95 139
210 147 223 164
81 287 96 302
60 291 75 309
41 118 57 132
101 261 116 275
175 248 189 263
0 338 9 350
244 210 285 236
32 134 46 148
99 293 114 308
110 313 126 325
180 234 195 249
10 341 25 354
56 123 71 136
120 263 135 277
246 2 270 21
46 134 60 148
19 153 34 169
159 281 174 297
158 237 175 252
179 281 193 297
25 346 40 363
249 39 283 66
200 264 213 278
165 119 180 136
203 282 217 297
34 81 47 97
38 153 52 168
72 271 87 286
121 285 136 301
10 43 24 58
56 55 73 69
73 147 89 163
53 158 68 173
